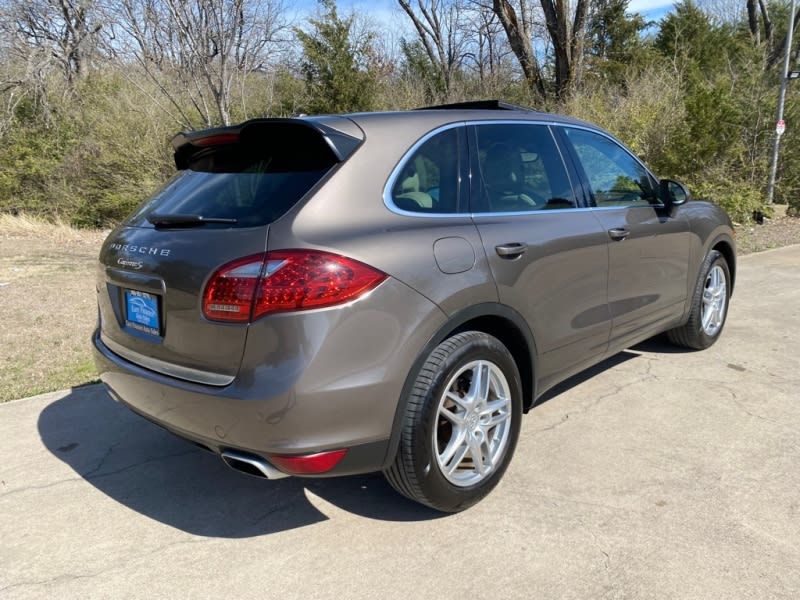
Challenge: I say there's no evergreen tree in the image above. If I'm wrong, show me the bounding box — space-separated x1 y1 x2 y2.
295 0 378 114
586 0 651 83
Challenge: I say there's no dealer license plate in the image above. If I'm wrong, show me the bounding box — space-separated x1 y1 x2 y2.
124 290 160 336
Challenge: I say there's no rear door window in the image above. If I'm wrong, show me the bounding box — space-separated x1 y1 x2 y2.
472 123 577 213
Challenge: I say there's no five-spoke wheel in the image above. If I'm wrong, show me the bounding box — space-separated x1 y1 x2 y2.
701 264 728 337
668 249 731 349
434 360 513 486
384 332 522 512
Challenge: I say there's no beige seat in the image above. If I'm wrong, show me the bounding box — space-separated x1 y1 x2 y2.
395 161 433 210
482 144 538 212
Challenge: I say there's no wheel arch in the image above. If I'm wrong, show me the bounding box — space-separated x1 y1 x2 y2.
382 303 538 469
710 236 736 295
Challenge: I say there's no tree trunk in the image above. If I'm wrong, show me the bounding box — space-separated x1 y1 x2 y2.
747 0 760 45
766 8 798 70
758 0 773 50
492 0 545 100
540 0 588 99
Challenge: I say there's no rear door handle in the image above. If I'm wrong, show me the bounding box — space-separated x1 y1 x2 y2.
608 228 630 241
495 242 528 258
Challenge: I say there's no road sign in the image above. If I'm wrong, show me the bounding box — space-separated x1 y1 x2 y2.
777 119 786 136
789 71 800 79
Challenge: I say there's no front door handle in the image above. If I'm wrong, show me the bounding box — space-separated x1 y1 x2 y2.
608 228 630 241
495 242 528 258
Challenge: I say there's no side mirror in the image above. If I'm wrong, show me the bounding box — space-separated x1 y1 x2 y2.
659 179 691 208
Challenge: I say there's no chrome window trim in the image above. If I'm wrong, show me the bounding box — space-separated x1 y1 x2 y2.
101 333 235 387
382 118 667 219
383 119 586 219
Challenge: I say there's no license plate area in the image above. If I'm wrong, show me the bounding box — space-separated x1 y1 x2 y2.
124 289 161 336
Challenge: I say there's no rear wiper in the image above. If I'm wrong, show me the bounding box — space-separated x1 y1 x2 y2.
147 214 238 228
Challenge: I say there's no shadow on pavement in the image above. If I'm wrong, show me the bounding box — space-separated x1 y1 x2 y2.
39 336 691 536
37 386 443 538
632 334 700 354
535 350 639 406
534 336 693 407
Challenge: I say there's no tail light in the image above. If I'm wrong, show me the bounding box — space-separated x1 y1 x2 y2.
202 250 387 323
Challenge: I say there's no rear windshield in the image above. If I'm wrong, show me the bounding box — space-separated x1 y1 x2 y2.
127 133 338 229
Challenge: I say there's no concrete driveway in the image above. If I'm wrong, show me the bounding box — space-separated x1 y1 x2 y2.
2 245 798 599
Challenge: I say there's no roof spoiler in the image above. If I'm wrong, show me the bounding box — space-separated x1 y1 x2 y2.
171 117 364 170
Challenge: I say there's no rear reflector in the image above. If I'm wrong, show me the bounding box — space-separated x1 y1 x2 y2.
202 250 386 323
268 449 347 475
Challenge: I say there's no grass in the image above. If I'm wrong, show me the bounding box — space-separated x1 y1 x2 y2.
0 215 106 402
3 358 98 403
0 213 106 242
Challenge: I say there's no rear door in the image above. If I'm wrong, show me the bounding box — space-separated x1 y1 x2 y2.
559 126 691 351
97 120 355 385
469 122 611 390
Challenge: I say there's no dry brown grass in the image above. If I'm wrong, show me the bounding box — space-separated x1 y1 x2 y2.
0 214 109 244
0 215 105 401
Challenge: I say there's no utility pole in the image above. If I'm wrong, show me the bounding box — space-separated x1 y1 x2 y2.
766 0 797 204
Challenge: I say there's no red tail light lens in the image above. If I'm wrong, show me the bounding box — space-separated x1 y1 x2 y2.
253 250 387 318
268 449 347 475
202 250 386 323
202 255 264 322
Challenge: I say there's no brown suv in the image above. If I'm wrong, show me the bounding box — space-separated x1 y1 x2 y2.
93 101 735 512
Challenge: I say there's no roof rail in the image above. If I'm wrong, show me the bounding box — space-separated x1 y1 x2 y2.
415 100 537 112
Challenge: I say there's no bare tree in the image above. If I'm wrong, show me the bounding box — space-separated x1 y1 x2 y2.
696 0 745 25
489 0 590 100
397 0 474 95
4 0 101 85
0 0 102 134
104 0 289 128
744 0 773 51
470 3 513 85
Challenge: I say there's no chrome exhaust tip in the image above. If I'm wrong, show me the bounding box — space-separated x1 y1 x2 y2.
221 450 290 480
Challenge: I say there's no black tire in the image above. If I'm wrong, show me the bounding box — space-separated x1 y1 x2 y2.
667 250 731 350
384 332 523 512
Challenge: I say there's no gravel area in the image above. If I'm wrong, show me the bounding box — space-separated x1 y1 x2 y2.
734 208 800 254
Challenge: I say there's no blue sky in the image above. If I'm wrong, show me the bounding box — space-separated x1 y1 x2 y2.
342 0 676 27
629 0 675 13
628 0 675 21
301 0 677 36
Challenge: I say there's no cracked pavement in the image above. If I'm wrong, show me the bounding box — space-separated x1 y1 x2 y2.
1 245 799 599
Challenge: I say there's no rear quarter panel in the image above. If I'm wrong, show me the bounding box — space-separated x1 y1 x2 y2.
267 114 499 316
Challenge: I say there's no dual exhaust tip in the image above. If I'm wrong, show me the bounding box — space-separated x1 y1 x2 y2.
221 450 290 480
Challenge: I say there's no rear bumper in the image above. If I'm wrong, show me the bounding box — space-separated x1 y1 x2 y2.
94 330 392 476
91 278 448 477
